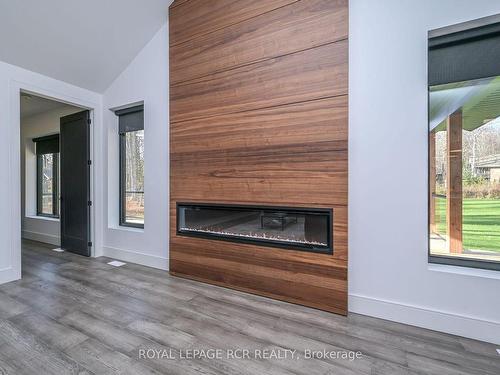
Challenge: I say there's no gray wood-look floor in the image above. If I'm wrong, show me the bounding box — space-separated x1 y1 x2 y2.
0 240 498 375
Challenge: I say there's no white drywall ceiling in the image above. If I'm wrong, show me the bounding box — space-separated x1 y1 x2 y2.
20 93 80 119
0 0 172 92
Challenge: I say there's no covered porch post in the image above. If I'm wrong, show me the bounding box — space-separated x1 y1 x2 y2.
446 109 463 253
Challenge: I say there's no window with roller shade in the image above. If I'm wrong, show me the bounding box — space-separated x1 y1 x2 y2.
33 134 59 218
428 19 500 270
115 105 144 228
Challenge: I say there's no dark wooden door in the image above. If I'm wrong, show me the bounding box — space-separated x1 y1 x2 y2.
60 111 91 256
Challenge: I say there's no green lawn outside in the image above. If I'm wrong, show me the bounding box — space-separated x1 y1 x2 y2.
435 198 500 252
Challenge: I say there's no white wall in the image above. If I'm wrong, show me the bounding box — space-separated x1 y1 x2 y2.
0 59 103 284
349 0 500 344
101 23 169 270
0 20 167 283
20 106 81 245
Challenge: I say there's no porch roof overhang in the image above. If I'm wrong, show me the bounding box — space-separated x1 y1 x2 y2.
430 76 500 132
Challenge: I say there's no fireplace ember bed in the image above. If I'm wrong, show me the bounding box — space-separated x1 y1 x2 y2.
177 203 333 254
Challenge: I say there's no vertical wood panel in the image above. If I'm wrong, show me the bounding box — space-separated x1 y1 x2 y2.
170 96 347 154
171 41 348 123
169 0 349 314
170 0 348 84
169 0 298 46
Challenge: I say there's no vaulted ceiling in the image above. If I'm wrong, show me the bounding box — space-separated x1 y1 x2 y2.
0 0 172 92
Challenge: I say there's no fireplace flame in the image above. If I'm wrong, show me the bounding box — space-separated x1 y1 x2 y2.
179 227 327 247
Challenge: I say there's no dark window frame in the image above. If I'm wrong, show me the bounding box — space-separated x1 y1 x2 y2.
116 105 144 228
427 21 500 272
34 135 59 218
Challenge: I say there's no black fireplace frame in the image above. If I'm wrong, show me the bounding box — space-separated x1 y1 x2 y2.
176 202 333 254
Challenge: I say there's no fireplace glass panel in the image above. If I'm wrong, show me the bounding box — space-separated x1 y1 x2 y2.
177 204 332 254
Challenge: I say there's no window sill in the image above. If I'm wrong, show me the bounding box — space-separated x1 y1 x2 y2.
108 224 144 233
26 215 60 222
428 263 500 280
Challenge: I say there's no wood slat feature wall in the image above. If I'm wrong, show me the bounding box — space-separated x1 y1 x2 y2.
169 0 349 314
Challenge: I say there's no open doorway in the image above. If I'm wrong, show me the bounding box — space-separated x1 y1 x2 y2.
20 92 92 257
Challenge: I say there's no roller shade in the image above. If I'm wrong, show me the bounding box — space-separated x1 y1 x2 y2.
429 22 500 86
115 105 144 134
33 134 59 155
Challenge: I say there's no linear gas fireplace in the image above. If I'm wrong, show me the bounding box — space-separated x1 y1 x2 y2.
177 203 332 254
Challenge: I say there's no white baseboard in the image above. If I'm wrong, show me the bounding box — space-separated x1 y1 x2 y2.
22 230 60 246
349 293 500 345
102 246 168 271
0 266 20 284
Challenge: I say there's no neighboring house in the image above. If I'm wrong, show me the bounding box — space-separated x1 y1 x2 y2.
475 153 500 181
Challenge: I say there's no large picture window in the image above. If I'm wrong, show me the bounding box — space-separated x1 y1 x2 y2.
116 105 144 228
33 134 59 217
429 22 500 270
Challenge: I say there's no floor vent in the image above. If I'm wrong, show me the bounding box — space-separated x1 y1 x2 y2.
108 260 126 267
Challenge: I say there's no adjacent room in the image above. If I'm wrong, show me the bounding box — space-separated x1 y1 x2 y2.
20 93 92 256
0 0 498 374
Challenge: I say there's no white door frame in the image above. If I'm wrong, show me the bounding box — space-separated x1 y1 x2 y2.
9 79 102 281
